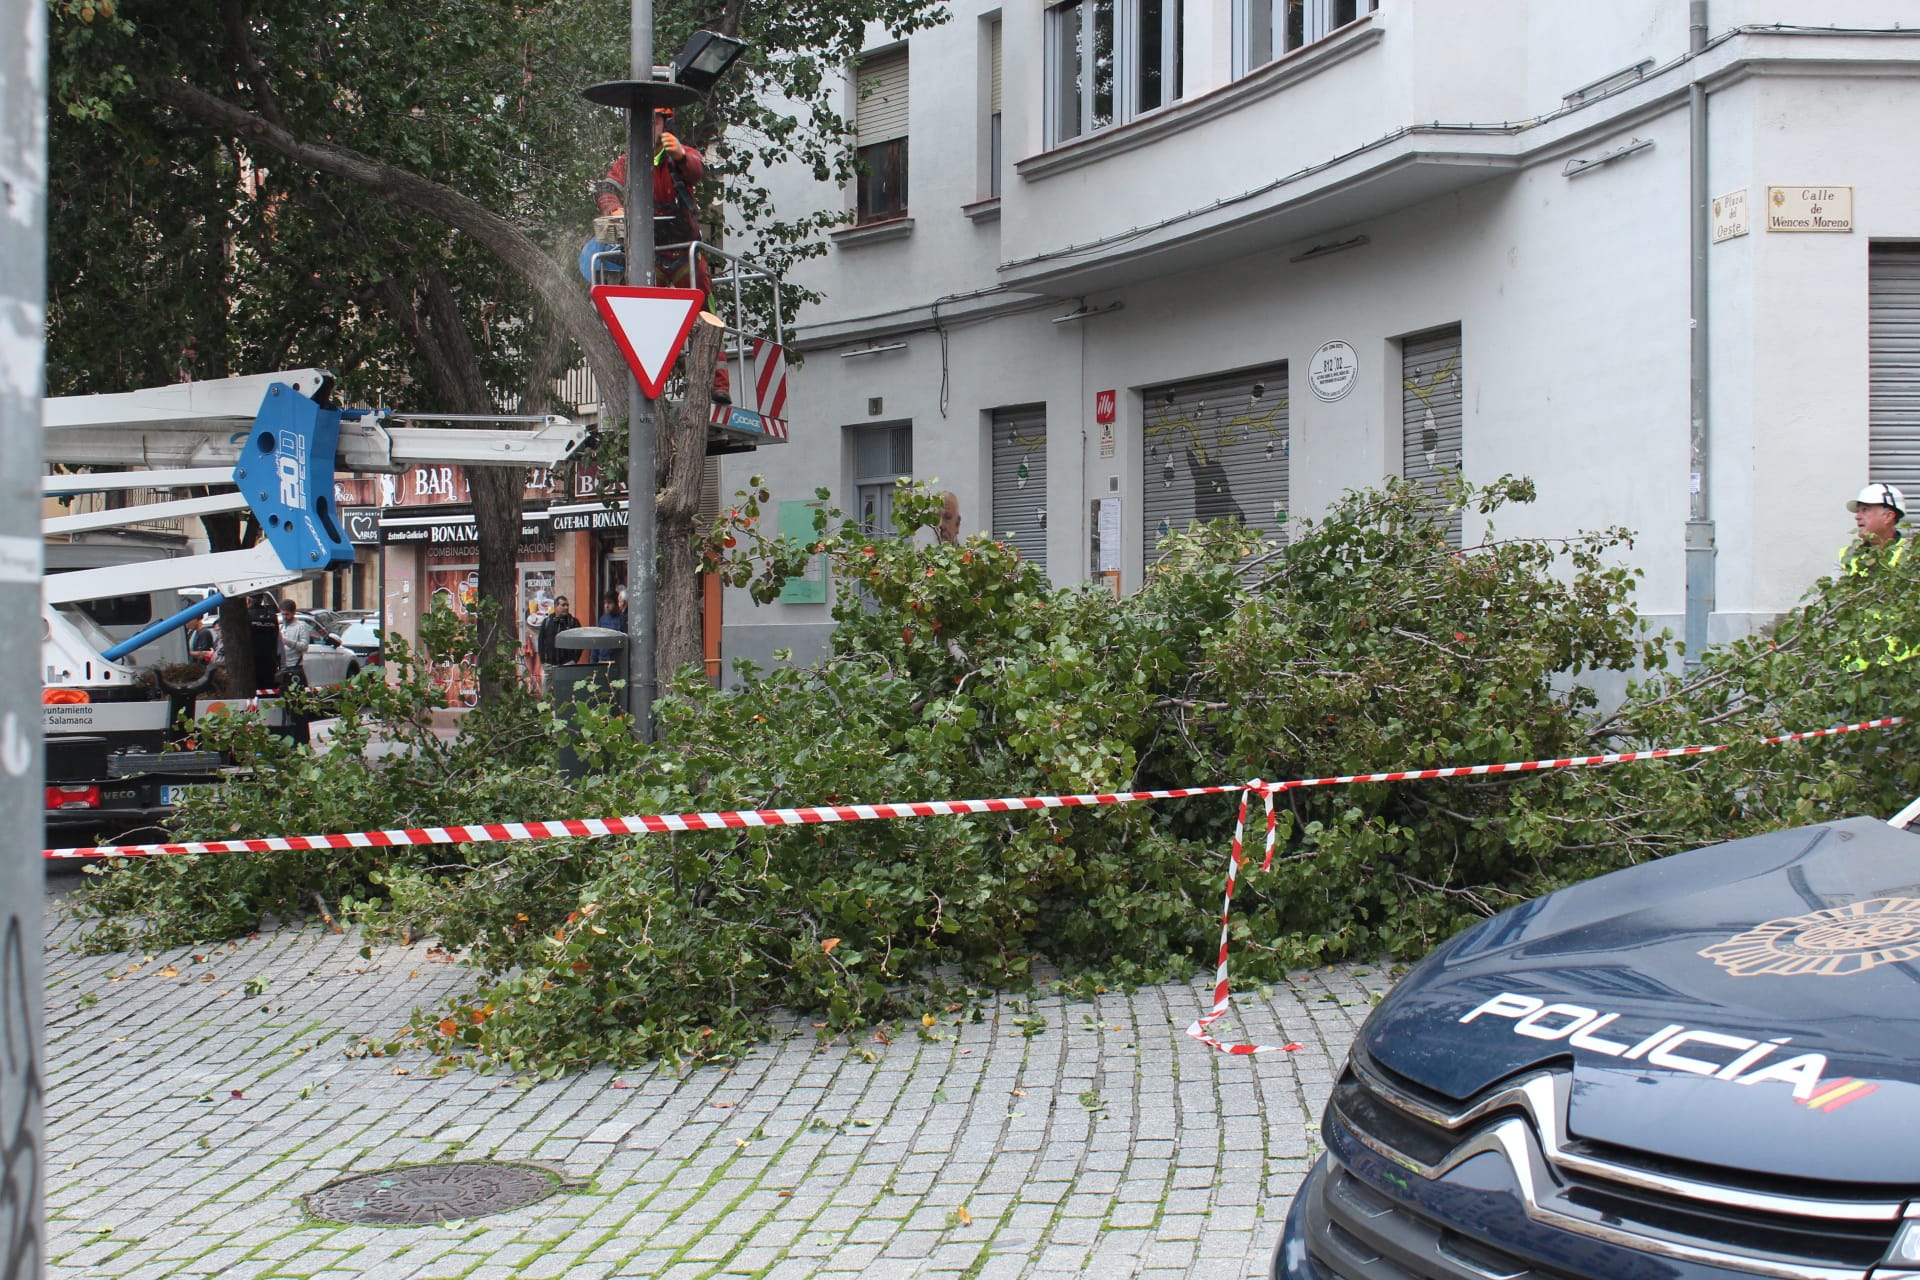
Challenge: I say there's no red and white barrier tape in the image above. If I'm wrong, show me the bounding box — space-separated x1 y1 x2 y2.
44 716 1903 1058
1184 716 1904 1056
43 784 1245 860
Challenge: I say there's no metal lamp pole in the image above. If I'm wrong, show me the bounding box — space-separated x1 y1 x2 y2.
1 0 48 1271
586 24 740 739
585 11 699 742
623 4 660 742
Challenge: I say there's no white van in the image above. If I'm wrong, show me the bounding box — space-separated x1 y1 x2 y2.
43 537 194 667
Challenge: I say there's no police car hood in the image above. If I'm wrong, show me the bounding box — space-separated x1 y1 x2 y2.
1362 816 1920 1183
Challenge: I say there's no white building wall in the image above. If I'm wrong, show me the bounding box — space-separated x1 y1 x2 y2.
721 3 1920 673
1736 71 1920 614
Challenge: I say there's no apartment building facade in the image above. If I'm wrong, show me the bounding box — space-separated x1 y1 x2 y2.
718 1 1920 670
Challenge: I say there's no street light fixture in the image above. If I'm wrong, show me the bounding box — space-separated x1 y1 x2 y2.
671 31 748 93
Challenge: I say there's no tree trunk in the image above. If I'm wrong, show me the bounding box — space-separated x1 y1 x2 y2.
469 467 525 699
657 318 723 688
371 271 524 701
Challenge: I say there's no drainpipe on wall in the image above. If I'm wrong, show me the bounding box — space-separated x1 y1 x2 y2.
1684 0 1715 665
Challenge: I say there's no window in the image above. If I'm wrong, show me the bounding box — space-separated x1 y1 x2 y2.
74 594 154 628
1047 0 1182 146
988 18 1003 198
855 48 910 223
852 424 914 536
1235 0 1377 76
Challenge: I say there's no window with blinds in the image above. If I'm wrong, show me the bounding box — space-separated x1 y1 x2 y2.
856 48 910 223
989 19 1003 198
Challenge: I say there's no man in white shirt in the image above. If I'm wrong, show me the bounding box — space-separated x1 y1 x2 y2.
277 600 318 685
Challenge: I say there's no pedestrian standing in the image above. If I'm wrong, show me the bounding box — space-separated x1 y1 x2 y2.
277 600 317 687
538 596 582 671
594 592 624 662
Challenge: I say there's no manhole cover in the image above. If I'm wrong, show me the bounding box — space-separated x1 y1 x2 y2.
305 1161 561 1225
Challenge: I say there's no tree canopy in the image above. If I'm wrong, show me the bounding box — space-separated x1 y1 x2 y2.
45 0 949 680
77 478 1920 1072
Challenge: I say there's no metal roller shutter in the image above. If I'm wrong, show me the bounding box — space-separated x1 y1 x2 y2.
990 404 1048 571
1401 325 1464 547
699 459 721 530
1870 246 1920 494
857 48 910 145
1143 363 1290 562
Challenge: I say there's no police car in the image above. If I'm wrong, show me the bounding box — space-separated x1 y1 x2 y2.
1277 813 1920 1279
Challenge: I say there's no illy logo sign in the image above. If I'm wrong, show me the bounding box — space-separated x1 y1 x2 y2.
1095 390 1117 424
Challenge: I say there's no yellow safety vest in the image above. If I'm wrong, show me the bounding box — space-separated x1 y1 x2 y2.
1841 536 1914 669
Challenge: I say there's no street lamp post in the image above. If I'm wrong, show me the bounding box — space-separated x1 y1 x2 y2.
584 26 743 741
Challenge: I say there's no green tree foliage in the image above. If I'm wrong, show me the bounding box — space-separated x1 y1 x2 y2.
71 479 1919 1073
44 0 950 391
44 0 949 685
1545 540 1920 864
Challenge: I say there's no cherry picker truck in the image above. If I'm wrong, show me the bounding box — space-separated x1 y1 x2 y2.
41 369 587 841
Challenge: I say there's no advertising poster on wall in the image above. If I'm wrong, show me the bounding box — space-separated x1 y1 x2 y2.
426 567 480 619
424 566 480 706
522 568 556 630
522 568 556 652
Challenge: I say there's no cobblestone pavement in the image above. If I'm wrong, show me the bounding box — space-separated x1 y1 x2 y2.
39 878 1391 1279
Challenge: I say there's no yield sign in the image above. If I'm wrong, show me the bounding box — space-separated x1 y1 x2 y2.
590 285 707 399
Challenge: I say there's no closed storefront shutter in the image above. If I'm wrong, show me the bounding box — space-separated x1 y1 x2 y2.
1142 363 1290 563
1401 325 1464 547
857 48 910 145
990 404 1048 572
1870 245 1920 493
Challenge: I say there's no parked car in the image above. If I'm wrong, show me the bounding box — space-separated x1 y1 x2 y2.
335 619 383 667
295 614 363 687
1276 813 1920 1280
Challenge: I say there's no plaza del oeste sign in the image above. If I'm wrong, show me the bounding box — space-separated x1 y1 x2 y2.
1308 340 1359 403
1766 186 1853 233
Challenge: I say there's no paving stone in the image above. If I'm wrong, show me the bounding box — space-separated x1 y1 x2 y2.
37 885 1390 1280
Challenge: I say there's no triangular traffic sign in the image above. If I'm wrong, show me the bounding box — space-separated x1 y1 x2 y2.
590 285 707 399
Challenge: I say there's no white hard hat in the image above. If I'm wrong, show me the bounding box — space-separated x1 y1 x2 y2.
1847 482 1908 518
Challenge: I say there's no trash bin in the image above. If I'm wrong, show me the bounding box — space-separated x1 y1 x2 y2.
549 626 628 778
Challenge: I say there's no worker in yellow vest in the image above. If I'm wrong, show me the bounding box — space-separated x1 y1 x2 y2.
1841 482 1914 670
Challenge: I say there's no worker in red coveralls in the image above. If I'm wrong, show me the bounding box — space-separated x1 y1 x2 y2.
583 107 730 402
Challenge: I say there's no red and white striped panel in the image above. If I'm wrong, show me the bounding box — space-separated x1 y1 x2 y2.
750 339 788 421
